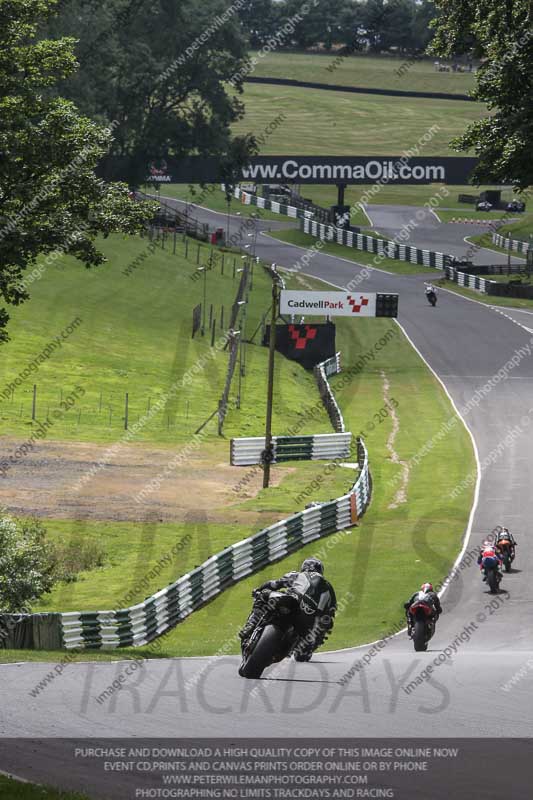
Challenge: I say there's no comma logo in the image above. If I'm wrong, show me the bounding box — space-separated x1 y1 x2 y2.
288 325 317 350
347 295 369 313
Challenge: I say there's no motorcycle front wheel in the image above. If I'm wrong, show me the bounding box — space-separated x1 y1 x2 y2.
238 624 284 679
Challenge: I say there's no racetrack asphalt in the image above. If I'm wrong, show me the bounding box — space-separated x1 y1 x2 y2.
1 198 532 795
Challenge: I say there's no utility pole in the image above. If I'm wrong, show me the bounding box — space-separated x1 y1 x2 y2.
263 268 279 488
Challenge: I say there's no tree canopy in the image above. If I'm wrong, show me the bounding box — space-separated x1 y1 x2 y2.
0 0 155 343
431 0 533 188
45 0 254 185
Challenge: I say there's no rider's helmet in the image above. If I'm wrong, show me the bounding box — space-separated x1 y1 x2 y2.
301 558 324 575
420 582 433 593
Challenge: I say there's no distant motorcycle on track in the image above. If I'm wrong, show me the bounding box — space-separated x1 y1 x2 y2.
425 284 438 307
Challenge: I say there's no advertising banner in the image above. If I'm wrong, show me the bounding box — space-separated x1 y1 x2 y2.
280 290 377 317
263 322 336 370
99 156 478 185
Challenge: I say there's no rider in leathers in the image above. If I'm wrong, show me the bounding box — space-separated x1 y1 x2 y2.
239 558 337 661
404 582 442 636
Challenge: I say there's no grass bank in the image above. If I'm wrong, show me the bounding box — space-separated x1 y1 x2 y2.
249 52 476 96
0 233 334 444
234 84 485 157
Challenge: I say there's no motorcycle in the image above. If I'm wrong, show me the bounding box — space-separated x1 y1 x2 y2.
407 597 436 652
239 590 303 679
426 290 437 307
497 542 515 573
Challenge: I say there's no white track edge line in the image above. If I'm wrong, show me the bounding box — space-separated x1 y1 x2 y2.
292 272 481 655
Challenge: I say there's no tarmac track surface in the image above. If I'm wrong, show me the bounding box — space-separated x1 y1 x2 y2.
1 199 532 795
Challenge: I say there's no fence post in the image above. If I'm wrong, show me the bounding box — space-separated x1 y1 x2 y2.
197 243 200 264
124 393 129 430
32 384 37 421
209 304 213 328
173 231 176 254
232 259 236 278
211 317 216 346
220 306 224 329
221 254 224 275
185 238 189 260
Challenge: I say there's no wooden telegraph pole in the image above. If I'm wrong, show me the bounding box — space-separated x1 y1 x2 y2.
263 267 280 489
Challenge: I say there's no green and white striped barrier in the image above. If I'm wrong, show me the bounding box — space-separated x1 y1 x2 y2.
492 232 531 256
230 432 352 466
59 437 370 650
303 218 452 270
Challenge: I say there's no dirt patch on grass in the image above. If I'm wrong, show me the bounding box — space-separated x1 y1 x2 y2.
381 371 410 509
0 437 290 523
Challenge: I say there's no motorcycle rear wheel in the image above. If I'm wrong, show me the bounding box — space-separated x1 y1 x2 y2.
413 619 428 652
238 624 284 679
487 569 499 593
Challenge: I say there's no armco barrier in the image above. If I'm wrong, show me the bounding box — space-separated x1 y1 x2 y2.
0 439 370 650
27 439 369 651
444 264 533 299
232 186 314 222
492 232 531 256
230 432 352 466
314 353 345 433
303 217 453 270
1 351 370 650
444 264 494 293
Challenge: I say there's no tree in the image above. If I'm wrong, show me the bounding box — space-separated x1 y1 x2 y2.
0 513 56 612
46 0 254 186
237 0 281 48
430 0 533 188
0 0 155 343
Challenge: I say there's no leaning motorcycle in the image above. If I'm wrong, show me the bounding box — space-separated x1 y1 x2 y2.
426 290 437 307
408 597 436 652
498 541 515 572
239 590 303 679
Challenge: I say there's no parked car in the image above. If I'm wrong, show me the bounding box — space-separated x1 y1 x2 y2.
476 200 493 211
506 200 526 213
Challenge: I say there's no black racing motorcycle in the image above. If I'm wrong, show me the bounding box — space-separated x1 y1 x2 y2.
426 290 437 307
238 590 304 679
407 597 437 652
497 541 515 573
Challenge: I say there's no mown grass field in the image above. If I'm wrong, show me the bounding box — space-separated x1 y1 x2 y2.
233 84 485 157
249 52 477 95
0 777 88 800
267 228 435 275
